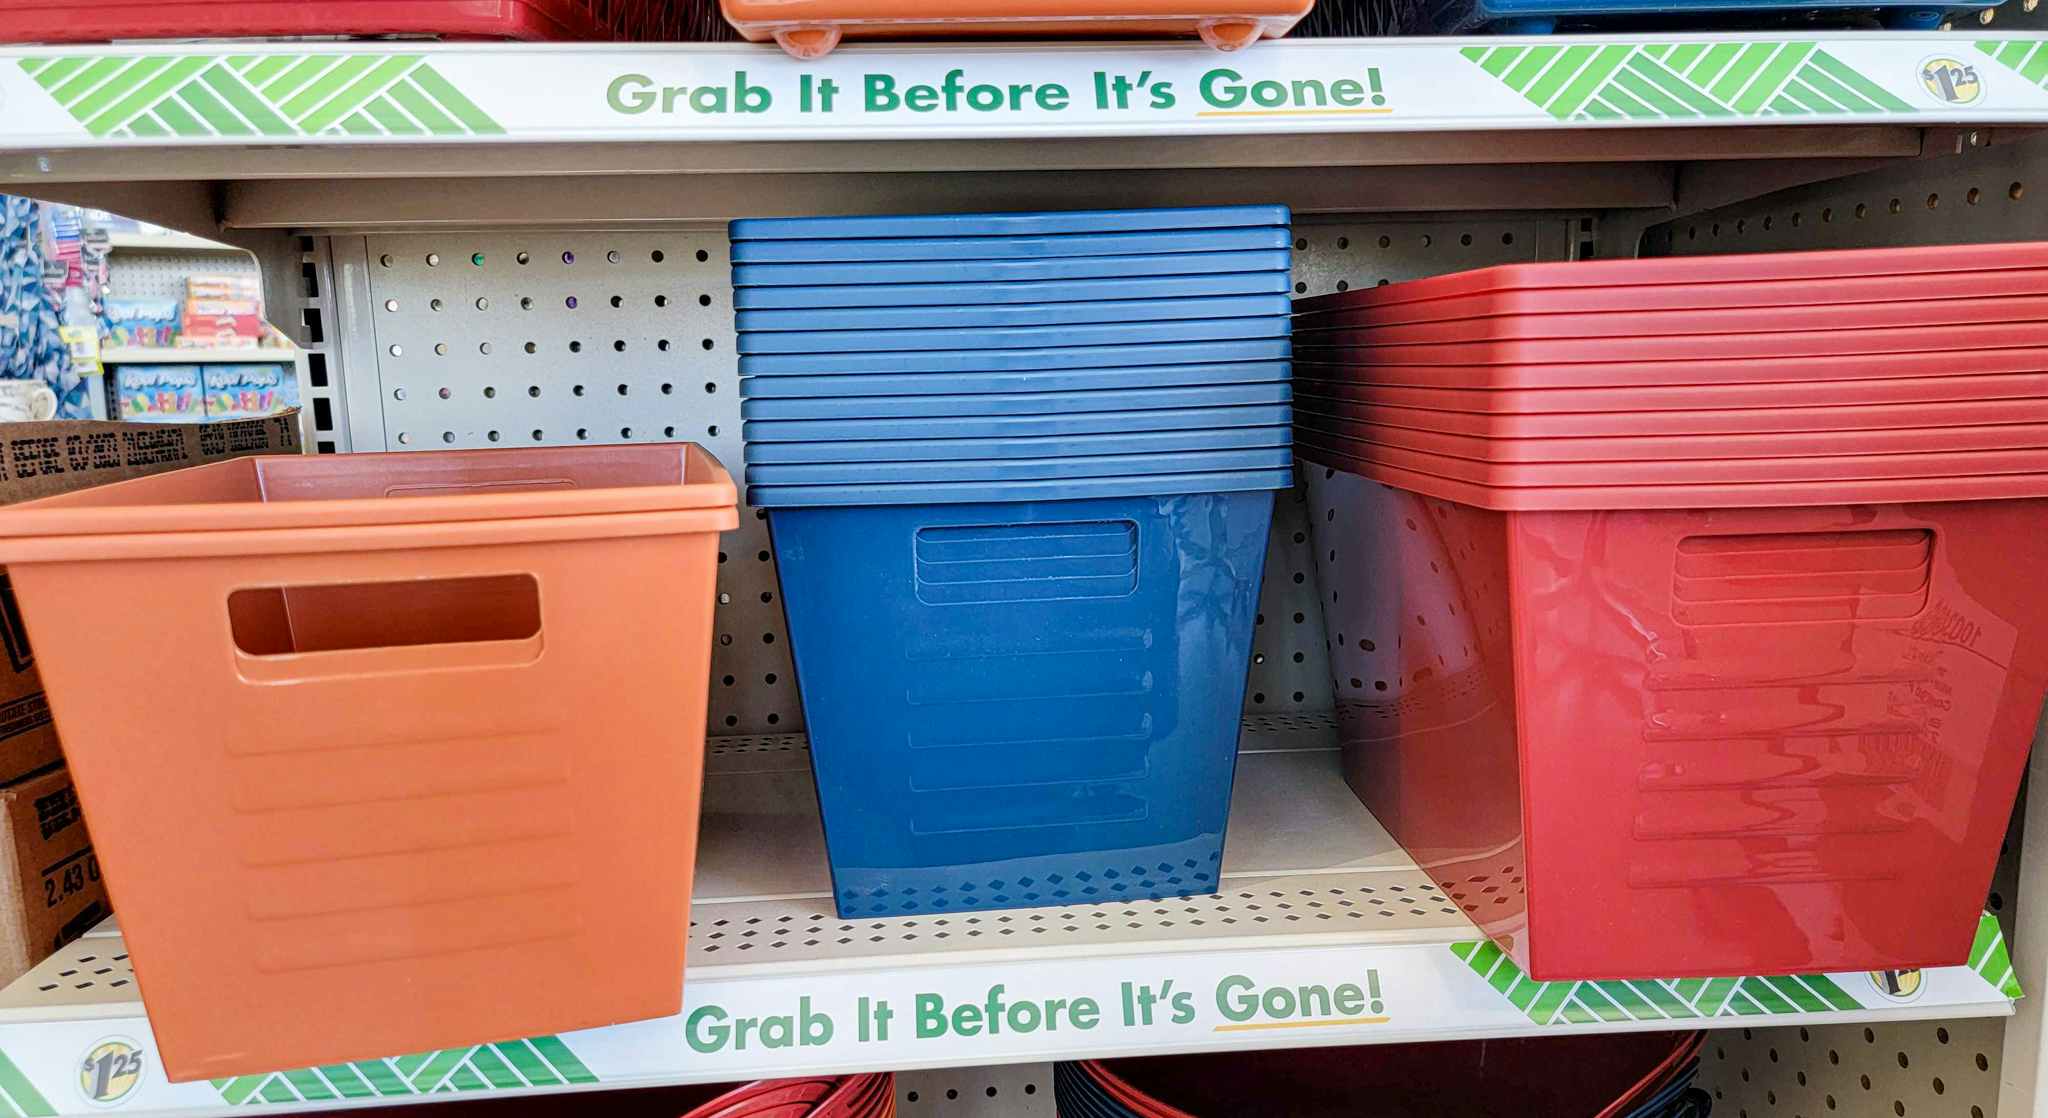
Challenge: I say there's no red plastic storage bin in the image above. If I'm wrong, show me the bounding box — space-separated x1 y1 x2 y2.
1290 347 2048 394
1291 366 2048 413
0 445 739 1079
1299 447 2048 978
1294 411 2048 462
0 0 694 43
1292 389 2048 438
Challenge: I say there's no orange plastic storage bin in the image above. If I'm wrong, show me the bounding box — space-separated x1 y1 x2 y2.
0 445 738 1081
719 0 1312 58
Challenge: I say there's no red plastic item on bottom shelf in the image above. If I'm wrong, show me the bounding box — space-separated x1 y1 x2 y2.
718 0 1312 58
1079 1030 1701 1116
1298 448 2048 978
0 0 685 41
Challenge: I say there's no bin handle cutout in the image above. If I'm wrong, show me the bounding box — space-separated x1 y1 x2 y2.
229 573 542 681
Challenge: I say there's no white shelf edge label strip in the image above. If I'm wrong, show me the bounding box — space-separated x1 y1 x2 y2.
2 37 2048 147
0 914 2016 1114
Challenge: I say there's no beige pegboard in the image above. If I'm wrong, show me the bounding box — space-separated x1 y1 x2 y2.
1700 1019 2005 1118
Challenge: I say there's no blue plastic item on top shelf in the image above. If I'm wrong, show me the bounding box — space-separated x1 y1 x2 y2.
753 468 1294 507
736 316 1289 356
742 424 1292 465
743 403 1295 443
730 205 1292 240
732 272 1293 310
738 361 1293 398
732 249 1293 287
746 447 1293 486
740 382 1291 421
741 338 1292 376
729 227 1293 264
765 487 1275 918
735 294 1293 333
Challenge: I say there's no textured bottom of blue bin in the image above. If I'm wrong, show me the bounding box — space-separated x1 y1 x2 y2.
769 490 1276 920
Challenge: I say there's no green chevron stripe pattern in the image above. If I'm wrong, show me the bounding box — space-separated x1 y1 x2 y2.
208 1038 595 1105
1976 39 2048 88
17 54 503 139
1462 41 1916 121
1971 912 2025 998
1454 914 2022 1023
0 1048 54 1118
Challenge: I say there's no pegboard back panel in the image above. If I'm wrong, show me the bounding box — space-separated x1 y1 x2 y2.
1700 1019 2004 1118
1643 133 2048 257
350 231 797 734
106 246 260 302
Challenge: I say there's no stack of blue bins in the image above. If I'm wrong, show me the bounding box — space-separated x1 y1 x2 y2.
730 205 1295 919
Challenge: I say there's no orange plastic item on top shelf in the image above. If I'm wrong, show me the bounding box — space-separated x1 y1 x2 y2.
718 0 1313 59
0 445 738 1081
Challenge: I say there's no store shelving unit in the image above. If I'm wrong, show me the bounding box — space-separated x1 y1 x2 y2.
2 29 2046 1118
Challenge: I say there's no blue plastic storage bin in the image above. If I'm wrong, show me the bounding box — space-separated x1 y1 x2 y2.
738 361 1292 398
732 273 1292 310
730 205 1290 240
735 294 1292 333
740 383 1290 421
736 317 1289 356
767 487 1277 917
730 228 1292 264
743 403 1294 443
746 447 1291 486
732 250 1292 288
742 425 1292 464
741 339 1292 376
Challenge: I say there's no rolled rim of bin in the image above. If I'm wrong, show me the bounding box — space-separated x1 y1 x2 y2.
748 465 1295 507
1290 294 2048 344
1285 346 2048 393
1291 241 2048 311
1293 439 2048 510
1289 381 2048 430
0 445 740 559
1291 267 2048 324
1291 320 2044 365
730 206 1292 241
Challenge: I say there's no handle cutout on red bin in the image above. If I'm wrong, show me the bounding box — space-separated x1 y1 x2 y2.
230 574 541 657
1672 528 1934 625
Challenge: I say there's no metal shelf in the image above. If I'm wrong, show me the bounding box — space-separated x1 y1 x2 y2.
100 346 293 364
0 714 2015 1116
105 232 239 253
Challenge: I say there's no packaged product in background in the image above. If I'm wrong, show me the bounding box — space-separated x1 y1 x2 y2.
108 365 203 422
202 364 297 419
176 314 265 349
100 298 180 348
0 765 104 986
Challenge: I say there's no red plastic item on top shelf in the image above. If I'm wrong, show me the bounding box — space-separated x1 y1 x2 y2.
1298 445 2048 978
1291 409 2048 462
1291 386 2048 437
718 0 1313 59
0 0 688 42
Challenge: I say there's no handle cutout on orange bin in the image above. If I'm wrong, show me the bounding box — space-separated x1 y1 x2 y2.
230 574 541 657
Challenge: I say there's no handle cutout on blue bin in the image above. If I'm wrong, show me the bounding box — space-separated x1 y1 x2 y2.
914 520 1138 605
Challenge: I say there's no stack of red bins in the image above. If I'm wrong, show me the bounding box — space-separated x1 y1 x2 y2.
1292 241 2048 981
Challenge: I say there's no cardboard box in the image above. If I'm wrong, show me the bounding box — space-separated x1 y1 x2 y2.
0 413 300 980
203 364 299 420
0 765 105 986
107 365 205 423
